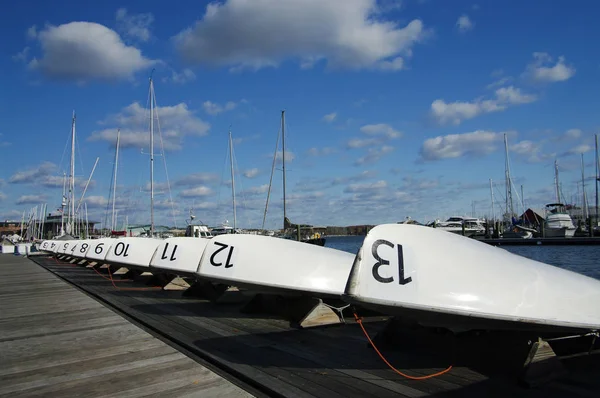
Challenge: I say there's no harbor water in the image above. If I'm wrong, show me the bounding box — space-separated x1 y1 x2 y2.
326 235 600 280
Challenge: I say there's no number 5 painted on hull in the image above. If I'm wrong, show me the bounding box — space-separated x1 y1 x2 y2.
371 239 412 285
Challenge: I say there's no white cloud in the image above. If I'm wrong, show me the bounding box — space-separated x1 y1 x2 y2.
347 123 401 149
244 184 269 195
0 192 6 202
431 86 536 125
179 186 214 198
9 162 56 183
16 195 46 205
173 0 428 72
27 25 38 40
12 47 30 62
563 144 592 156
243 168 259 178
275 151 295 162
165 68 196 84
456 14 474 32
419 130 505 161
174 172 218 187
510 140 550 163
359 123 402 138
347 138 380 148
115 8 154 42
37 175 94 190
322 112 337 123
354 145 394 165
83 196 109 208
402 176 439 190
524 52 575 83
202 100 237 115
28 22 157 81
88 102 210 151
564 129 582 139
307 147 337 156
377 57 404 71
494 86 536 104
344 180 387 193
330 170 377 186
486 76 512 89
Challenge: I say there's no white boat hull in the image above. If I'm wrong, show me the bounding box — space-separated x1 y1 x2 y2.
343 224 600 334
196 234 354 297
544 227 576 238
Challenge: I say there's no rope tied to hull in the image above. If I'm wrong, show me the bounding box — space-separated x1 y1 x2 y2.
353 312 453 380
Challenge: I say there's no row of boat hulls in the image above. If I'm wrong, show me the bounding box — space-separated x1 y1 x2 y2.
39 224 600 335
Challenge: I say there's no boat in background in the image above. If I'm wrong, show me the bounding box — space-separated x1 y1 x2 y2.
263 111 326 247
544 203 576 237
543 161 576 238
433 216 486 237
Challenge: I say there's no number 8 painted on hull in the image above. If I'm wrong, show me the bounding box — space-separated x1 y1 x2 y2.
371 239 412 285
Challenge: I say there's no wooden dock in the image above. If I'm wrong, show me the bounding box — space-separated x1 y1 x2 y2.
0 255 255 397
3 254 600 397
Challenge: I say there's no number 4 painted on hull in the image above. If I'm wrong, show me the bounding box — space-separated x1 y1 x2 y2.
371 239 412 285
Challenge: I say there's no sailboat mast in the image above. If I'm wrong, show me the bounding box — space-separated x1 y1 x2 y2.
504 133 513 219
261 127 281 231
594 134 600 221
554 160 561 203
60 172 66 235
111 129 120 231
69 112 76 233
581 153 588 219
489 179 495 221
281 110 287 230
149 78 155 237
229 129 237 230
520 185 525 211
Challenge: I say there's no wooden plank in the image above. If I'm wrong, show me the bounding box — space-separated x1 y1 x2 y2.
0 256 254 398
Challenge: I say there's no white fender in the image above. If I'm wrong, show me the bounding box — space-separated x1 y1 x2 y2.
150 237 210 276
85 238 117 261
343 224 600 333
197 234 355 296
104 237 163 269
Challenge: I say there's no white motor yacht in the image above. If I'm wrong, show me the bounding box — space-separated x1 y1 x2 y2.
543 203 576 238
434 216 486 237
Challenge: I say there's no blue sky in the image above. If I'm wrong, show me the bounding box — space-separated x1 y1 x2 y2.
1 0 599 229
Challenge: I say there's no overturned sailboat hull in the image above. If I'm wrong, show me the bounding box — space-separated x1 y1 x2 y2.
343 224 600 334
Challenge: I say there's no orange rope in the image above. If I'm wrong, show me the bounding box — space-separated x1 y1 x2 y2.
52 257 78 266
79 261 161 291
105 264 162 291
48 257 160 291
353 312 453 380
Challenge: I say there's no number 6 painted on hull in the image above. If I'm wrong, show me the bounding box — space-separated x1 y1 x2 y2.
371 239 412 285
